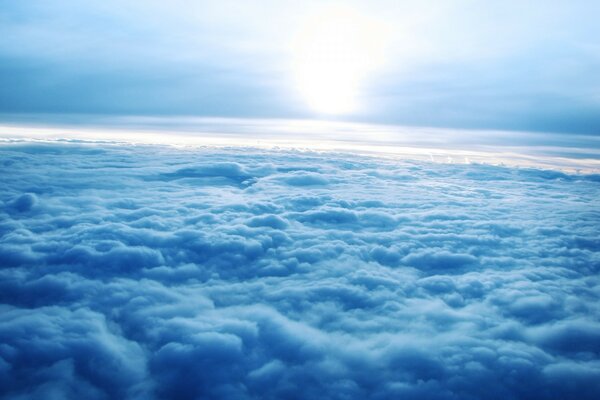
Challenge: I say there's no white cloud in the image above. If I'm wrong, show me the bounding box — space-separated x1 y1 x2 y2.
0 141 599 399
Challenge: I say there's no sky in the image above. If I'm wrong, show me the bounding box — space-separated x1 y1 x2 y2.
1 0 600 134
2 3 600 398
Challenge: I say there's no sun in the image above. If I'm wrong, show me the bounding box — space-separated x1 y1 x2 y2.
291 6 388 115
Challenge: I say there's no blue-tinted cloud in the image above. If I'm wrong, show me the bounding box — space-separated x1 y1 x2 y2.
1 141 599 399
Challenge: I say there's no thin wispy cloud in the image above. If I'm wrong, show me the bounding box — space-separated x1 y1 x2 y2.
1 0 599 132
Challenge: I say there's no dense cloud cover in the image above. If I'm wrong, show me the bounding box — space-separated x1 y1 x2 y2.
1 142 599 399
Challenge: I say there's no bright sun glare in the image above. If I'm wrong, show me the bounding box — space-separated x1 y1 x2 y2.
291 6 388 115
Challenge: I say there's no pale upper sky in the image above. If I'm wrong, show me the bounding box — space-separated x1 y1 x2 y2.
1 0 599 134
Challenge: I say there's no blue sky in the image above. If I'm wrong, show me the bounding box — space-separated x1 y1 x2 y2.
1 0 599 134
2 4 600 397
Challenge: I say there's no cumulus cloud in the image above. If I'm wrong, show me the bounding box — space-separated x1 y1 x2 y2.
0 142 599 399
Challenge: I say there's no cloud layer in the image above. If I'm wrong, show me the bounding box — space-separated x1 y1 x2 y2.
1 142 599 399
1 1 600 132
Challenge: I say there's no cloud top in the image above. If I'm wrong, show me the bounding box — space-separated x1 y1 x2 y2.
1 142 599 399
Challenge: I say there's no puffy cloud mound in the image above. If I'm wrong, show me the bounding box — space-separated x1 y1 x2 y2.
1 142 599 399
